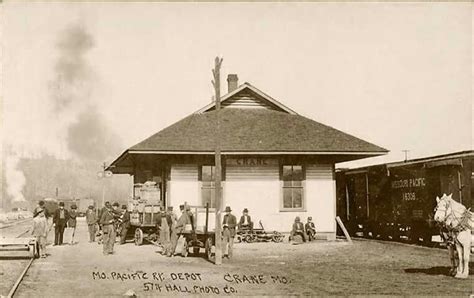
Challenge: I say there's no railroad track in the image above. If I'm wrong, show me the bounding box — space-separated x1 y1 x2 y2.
4 228 35 298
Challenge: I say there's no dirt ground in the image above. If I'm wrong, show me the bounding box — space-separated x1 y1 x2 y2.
4 217 473 296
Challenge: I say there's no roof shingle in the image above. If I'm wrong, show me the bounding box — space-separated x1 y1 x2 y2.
130 108 387 153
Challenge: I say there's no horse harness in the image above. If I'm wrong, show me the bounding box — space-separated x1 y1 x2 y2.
435 199 473 248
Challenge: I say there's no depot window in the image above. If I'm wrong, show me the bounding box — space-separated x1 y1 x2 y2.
281 165 305 211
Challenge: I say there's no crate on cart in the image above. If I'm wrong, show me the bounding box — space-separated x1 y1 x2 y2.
130 181 162 245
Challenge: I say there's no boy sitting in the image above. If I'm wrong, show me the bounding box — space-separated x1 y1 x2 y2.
305 217 316 241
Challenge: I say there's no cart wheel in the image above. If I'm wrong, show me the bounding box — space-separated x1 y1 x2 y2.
193 246 200 255
205 238 213 260
236 235 242 243
182 240 189 257
272 232 283 243
244 235 253 243
135 228 143 246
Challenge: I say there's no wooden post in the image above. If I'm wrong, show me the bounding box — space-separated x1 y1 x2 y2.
345 183 350 221
212 56 223 265
365 172 369 218
457 170 463 204
336 216 352 243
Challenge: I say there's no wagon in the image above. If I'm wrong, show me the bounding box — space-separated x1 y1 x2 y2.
178 203 216 260
130 182 162 246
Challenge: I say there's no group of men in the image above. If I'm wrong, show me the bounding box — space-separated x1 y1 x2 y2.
34 198 317 257
31 200 80 257
290 216 316 243
154 205 192 257
154 204 250 259
84 201 131 255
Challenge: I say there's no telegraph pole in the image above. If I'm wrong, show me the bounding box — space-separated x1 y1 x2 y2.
97 162 113 207
212 56 223 265
402 150 410 162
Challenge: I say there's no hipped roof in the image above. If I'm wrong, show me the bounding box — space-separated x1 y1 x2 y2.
130 108 386 153
110 83 387 173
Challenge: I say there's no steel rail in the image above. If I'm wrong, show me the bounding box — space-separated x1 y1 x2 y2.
7 257 34 298
6 228 34 298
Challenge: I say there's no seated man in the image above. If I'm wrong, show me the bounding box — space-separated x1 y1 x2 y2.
305 217 316 241
290 216 306 244
238 208 254 232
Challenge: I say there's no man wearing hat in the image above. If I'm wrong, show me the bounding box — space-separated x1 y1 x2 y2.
290 216 306 244
66 204 78 245
171 205 189 256
305 216 316 241
155 206 173 256
99 202 120 255
238 208 254 233
86 205 98 242
53 202 69 246
98 201 111 231
119 205 131 245
222 206 237 259
31 208 48 258
167 206 177 223
34 200 50 219
167 206 178 254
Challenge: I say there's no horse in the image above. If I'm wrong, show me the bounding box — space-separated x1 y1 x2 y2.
433 193 473 279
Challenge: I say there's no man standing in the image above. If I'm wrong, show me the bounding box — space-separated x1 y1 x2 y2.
66 205 78 245
167 206 177 223
34 200 50 219
98 201 111 231
53 202 69 246
100 202 120 255
36 200 52 244
86 205 98 242
171 205 188 255
32 208 48 258
222 206 237 259
119 205 130 245
155 207 173 256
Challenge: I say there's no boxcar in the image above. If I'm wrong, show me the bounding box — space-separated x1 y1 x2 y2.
336 151 473 245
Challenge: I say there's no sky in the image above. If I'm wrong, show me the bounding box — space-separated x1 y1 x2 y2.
2 2 473 170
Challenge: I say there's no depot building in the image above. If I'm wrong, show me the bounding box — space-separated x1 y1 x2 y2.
109 74 387 239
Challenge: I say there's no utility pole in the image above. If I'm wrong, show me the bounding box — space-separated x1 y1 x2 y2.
212 56 223 265
402 150 410 162
97 162 113 207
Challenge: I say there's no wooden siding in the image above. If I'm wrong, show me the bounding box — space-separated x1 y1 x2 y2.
170 165 198 181
226 165 279 180
306 164 334 180
214 91 282 111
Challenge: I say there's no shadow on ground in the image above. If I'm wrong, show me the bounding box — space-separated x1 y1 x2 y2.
405 262 474 276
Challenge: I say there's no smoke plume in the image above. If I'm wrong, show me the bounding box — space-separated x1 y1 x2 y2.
67 106 121 162
49 22 121 162
50 23 95 112
5 154 26 202
3 21 126 209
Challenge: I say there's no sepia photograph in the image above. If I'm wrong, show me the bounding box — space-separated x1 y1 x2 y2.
1 1 473 296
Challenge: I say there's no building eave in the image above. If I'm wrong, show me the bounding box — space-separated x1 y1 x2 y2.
127 150 387 155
